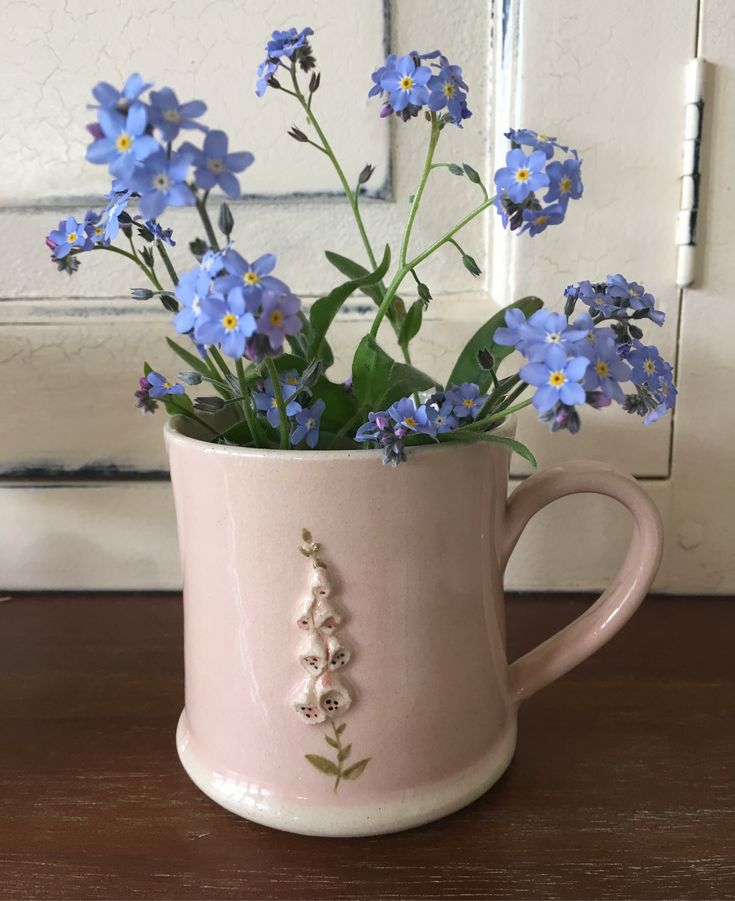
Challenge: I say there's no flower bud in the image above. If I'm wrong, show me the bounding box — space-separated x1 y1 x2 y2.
177 371 203 386
287 125 309 143
194 396 226 413
218 202 234 237
462 254 481 277
358 163 375 185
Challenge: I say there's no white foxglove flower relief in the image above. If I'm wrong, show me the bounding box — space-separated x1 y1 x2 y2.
294 529 370 791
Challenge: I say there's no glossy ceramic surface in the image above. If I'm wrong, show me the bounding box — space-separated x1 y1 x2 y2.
165 417 663 836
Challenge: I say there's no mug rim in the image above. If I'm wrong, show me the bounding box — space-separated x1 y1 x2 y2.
164 414 517 462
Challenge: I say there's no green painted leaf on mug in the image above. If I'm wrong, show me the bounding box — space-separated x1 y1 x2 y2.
338 743 352 762
305 754 340 776
325 735 339 749
342 758 370 780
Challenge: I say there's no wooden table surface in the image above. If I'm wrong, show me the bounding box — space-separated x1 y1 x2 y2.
1 593 733 901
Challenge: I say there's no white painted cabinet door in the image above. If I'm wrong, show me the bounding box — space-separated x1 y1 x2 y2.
1 0 729 592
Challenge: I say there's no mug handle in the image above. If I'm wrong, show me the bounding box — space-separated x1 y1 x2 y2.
502 460 663 705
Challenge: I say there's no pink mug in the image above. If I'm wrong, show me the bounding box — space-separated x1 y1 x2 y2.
165 416 663 836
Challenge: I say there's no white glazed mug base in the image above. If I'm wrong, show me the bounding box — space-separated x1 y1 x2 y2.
176 710 518 837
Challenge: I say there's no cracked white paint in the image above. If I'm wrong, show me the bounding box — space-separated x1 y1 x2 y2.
1 0 390 202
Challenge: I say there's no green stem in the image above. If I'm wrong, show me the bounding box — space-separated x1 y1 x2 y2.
127 234 140 261
196 191 220 251
332 722 343 793
399 114 440 268
166 397 220 437
290 65 378 271
459 398 532 433
477 378 524 421
95 245 163 291
208 346 234 388
236 358 264 447
156 240 179 286
406 196 495 272
370 194 496 338
265 358 290 449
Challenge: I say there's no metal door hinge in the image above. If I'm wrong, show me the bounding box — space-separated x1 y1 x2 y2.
676 58 707 288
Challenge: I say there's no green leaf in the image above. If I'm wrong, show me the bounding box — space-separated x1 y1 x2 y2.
447 163 464 176
325 250 401 329
165 338 213 381
342 758 370 780
302 528 312 543
352 335 439 410
447 296 543 392
336 723 347 735
309 246 391 362
398 299 424 349
463 162 482 184
309 377 360 434
338 743 352 762
143 361 153 376
476 433 538 467
162 393 194 417
351 335 394 409
305 754 340 776
215 419 254 446
379 360 438 408
325 735 339 749
271 353 308 377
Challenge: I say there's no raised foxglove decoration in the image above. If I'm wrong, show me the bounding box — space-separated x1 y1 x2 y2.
46 28 676 465
294 529 369 792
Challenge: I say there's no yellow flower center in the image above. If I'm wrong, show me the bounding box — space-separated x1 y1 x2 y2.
94 226 104 236
400 76 414 90
443 83 455 97
244 272 260 285
644 359 656 374
306 418 317 429
269 309 284 327
153 174 170 191
284 376 300 385
222 313 238 331
547 332 561 343
163 381 173 389
539 133 550 141
515 167 530 183
163 109 182 123
207 158 225 173
116 134 133 153
463 398 475 408
548 370 566 387
560 176 572 194
68 232 78 242
595 360 609 377
404 416 417 428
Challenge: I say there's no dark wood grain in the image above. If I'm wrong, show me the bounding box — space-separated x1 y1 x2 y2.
0 593 733 901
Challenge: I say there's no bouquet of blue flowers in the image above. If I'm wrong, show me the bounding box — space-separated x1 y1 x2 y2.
46 27 676 467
